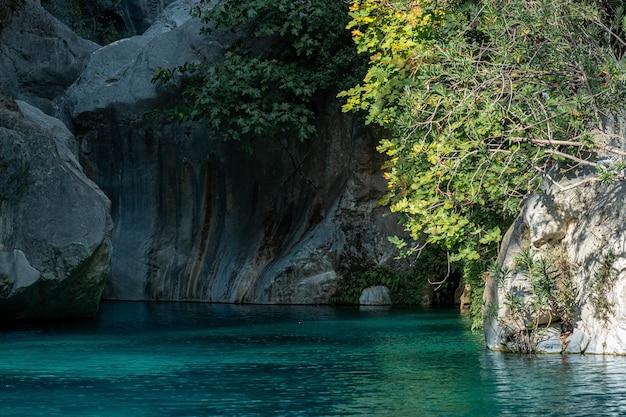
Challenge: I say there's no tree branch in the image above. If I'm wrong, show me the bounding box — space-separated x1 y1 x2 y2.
543 149 597 167
507 137 586 147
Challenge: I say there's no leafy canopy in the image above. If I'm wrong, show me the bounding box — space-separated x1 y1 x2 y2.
152 0 366 147
340 0 626 265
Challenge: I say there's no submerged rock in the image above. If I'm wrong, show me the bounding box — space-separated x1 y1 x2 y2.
0 96 112 319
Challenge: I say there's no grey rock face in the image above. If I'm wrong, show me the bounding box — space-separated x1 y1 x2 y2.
65 0 219 120
484 162 626 354
0 0 99 116
65 0 406 304
359 286 392 306
0 97 112 319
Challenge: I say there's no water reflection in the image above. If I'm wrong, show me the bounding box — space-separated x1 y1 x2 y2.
1 303 626 416
483 352 626 416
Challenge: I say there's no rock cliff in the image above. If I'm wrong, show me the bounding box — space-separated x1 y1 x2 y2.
60 0 406 303
0 0 113 320
0 0 406 314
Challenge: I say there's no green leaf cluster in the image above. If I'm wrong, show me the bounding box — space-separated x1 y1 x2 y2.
152 0 366 146
514 249 575 327
330 247 451 305
340 0 626 326
590 248 618 323
498 248 576 352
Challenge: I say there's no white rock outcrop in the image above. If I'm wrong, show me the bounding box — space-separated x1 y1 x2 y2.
484 164 626 354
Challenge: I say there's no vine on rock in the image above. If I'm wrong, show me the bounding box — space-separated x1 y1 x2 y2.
590 248 618 323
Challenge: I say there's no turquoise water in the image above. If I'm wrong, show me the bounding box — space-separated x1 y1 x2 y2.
1 302 626 416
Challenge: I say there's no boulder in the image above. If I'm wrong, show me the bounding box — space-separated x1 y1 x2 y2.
359 286 392 306
65 0 219 120
0 95 112 319
64 0 407 304
0 0 99 116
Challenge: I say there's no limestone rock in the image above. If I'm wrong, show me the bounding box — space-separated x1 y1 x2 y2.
0 0 98 116
484 162 626 354
359 286 392 306
457 282 471 312
64 0 406 304
0 96 112 319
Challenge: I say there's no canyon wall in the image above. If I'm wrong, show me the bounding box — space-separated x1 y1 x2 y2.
63 0 404 302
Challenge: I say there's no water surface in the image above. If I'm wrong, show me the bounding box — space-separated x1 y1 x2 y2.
1 302 625 416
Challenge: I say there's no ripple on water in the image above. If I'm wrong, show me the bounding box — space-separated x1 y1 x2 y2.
0 303 626 416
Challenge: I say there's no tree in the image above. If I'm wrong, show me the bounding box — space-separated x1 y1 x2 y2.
152 0 366 149
340 0 626 326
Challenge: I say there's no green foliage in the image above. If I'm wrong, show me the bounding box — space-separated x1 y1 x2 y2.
329 265 426 305
464 259 489 330
330 247 451 305
152 0 366 147
340 0 626 327
500 248 576 353
342 0 626 263
591 249 618 323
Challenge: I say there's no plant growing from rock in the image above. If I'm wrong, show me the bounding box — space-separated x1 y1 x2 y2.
590 249 618 323
0 273 11 298
499 248 576 353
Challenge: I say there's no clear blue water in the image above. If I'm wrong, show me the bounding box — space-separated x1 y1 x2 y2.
1 302 626 416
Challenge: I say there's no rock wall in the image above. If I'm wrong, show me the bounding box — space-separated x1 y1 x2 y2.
62 0 406 303
484 161 626 354
0 0 112 320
